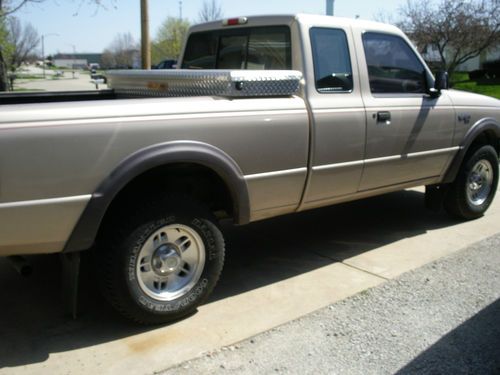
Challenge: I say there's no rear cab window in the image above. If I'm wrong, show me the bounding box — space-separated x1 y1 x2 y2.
181 26 291 70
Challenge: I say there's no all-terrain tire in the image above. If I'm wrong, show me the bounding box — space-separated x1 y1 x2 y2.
444 145 499 220
98 196 225 324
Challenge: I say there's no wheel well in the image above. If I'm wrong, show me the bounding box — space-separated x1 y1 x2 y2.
442 128 499 184
468 130 500 157
100 163 234 229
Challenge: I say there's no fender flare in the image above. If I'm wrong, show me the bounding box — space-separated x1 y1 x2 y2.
442 117 500 184
63 141 250 253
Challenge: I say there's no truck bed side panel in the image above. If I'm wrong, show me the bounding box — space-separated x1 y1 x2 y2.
0 96 309 255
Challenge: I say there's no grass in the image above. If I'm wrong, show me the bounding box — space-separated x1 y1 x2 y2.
12 88 45 92
451 72 500 99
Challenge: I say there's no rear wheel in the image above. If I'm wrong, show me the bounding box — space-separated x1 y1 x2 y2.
98 196 224 324
444 145 499 220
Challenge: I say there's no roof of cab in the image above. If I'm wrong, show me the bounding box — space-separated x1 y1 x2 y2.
188 13 403 36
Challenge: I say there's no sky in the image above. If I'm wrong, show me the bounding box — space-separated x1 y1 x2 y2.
15 0 406 55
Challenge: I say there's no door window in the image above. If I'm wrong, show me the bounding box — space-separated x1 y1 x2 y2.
362 32 427 94
310 28 353 92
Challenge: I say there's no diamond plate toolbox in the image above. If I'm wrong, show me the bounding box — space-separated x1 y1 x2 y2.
106 69 302 98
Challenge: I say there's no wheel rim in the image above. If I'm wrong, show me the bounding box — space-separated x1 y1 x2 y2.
466 159 494 206
136 224 205 301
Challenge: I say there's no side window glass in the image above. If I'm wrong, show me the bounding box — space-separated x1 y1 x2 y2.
310 28 353 93
362 32 426 94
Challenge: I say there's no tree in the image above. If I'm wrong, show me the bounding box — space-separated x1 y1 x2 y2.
198 0 223 23
6 17 39 71
397 0 500 77
102 32 138 68
152 17 190 63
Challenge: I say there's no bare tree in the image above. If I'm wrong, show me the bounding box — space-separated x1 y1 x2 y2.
397 0 500 76
103 32 138 68
1 0 115 16
0 0 44 16
6 17 39 71
198 0 223 23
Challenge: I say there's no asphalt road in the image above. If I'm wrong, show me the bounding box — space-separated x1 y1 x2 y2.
162 234 500 375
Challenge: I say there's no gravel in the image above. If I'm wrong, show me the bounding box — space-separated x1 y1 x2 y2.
160 234 500 375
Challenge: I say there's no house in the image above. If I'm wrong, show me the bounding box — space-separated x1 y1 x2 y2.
421 44 500 72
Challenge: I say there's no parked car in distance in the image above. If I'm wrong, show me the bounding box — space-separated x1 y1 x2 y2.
153 59 177 69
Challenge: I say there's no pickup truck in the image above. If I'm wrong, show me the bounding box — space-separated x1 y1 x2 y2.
1 14 499 324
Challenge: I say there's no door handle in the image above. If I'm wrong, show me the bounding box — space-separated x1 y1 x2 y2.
376 111 391 125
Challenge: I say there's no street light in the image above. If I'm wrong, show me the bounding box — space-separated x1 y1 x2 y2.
41 33 59 79
69 44 76 78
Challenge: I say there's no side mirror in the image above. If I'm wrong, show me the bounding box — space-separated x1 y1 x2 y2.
435 71 449 90
428 71 449 98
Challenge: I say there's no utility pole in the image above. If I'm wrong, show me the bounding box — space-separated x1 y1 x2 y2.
326 0 335 16
140 0 151 69
179 1 183 20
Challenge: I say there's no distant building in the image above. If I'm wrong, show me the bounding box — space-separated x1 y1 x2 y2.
53 53 102 69
421 45 500 72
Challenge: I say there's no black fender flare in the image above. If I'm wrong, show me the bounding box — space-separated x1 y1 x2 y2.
63 141 250 253
442 117 500 184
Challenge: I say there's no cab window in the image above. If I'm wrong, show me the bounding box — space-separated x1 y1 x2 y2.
310 27 353 93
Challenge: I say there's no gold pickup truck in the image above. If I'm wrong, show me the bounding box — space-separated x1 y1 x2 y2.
0 14 499 324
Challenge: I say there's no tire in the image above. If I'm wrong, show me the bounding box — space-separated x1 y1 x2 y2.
98 196 225 324
444 145 499 220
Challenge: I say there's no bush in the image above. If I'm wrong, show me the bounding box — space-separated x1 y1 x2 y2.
482 59 500 78
469 69 486 80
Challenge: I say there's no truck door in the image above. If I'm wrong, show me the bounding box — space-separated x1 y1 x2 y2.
356 31 455 191
302 26 367 208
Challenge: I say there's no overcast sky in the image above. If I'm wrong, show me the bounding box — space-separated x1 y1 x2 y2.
16 0 406 54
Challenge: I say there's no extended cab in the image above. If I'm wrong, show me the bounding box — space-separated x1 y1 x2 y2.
0 15 499 324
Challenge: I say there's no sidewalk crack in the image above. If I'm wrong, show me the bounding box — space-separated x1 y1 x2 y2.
310 250 390 281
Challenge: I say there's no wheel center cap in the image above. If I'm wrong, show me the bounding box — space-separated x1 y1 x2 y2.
152 245 181 275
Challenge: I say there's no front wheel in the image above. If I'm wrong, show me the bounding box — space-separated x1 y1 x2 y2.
444 145 499 220
98 197 225 324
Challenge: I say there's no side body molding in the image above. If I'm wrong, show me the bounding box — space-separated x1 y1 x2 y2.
64 141 250 253
443 118 500 184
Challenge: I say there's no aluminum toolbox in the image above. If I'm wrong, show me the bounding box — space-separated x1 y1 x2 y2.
106 69 302 98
